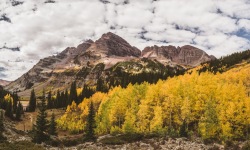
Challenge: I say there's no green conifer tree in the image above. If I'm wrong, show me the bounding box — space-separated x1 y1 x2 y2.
15 101 23 120
32 89 48 143
28 89 36 112
48 113 57 136
0 110 5 141
85 101 96 141
47 91 52 109
69 81 78 104
5 100 13 119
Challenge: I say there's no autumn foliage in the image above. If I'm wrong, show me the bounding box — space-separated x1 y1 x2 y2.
57 63 250 141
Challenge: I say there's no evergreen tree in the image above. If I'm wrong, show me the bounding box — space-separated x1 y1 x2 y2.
96 78 108 92
55 90 60 108
28 89 36 112
15 101 23 121
5 100 13 119
48 113 57 136
69 81 78 104
85 101 96 141
12 92 18 113
65 89 69 106
80 84 95 102
0 110 5 141
47 91 53 109
179 120 188 137
32 89 48 143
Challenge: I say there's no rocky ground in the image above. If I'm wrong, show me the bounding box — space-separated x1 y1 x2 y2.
67 138 220 150
2 118 32 143
45 135 249 150
1 116 248 150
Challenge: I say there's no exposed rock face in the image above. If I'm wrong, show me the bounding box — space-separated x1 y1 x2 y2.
85 32 141 57
5 32 214 97
142 45 215 66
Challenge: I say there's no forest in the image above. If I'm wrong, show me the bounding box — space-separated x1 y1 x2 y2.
57 61 250 142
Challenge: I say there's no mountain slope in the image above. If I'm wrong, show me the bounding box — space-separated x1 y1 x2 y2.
0 79 11 86
197 49 250 73
5 32 214 98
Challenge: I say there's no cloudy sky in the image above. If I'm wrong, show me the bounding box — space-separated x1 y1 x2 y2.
0 0 250 81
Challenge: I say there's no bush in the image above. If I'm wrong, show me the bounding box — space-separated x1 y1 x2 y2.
61 138 80 147
100 136 125 145
44 139 60 147
224 140 240 150
100 133 144 145
110 126 122 135
203 138 219 145
120 133 144 143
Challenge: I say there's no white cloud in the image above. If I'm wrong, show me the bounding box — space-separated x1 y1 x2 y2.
238 19 250 32
0 0 250 80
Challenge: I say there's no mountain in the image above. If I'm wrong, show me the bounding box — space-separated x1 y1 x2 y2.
197 49 250 73
5 32 214 98
142 45 215 67
0 79 11 86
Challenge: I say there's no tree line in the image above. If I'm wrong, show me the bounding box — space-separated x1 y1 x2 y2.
0 87 23 121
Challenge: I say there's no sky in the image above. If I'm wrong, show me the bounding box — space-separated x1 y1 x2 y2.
0 0 250 81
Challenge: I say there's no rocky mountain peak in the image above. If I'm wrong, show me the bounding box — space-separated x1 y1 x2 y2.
142 45 214 66
84 32 141 57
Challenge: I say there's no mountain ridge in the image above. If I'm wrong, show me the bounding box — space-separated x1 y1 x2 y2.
5 32 214 97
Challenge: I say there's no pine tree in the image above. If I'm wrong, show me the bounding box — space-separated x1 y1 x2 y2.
5 100 13 119
12 92 18 113
55 90 61 108
65 89 70 106
15 101 23 120
32 89 48 143
85 101 96 141
80 84 95 101
48 113 57 136
0 110 5 141
47 91 52 109
28 89 36 112
179 120 188 137
69 81 78 104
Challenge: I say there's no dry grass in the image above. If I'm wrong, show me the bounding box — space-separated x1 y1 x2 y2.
15 108 65 132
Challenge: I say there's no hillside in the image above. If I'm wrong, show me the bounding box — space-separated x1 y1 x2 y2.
5 32 213 99
57 52 250 143
0 80 11 87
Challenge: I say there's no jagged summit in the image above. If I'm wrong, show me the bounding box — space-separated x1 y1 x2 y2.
142 45 214 66
85 32 141 57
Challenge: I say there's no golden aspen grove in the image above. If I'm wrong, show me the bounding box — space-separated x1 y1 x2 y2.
57 61 250 142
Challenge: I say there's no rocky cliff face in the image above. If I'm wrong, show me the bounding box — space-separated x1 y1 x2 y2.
87 32 141 57
142 45 215 67
5 32 214 98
